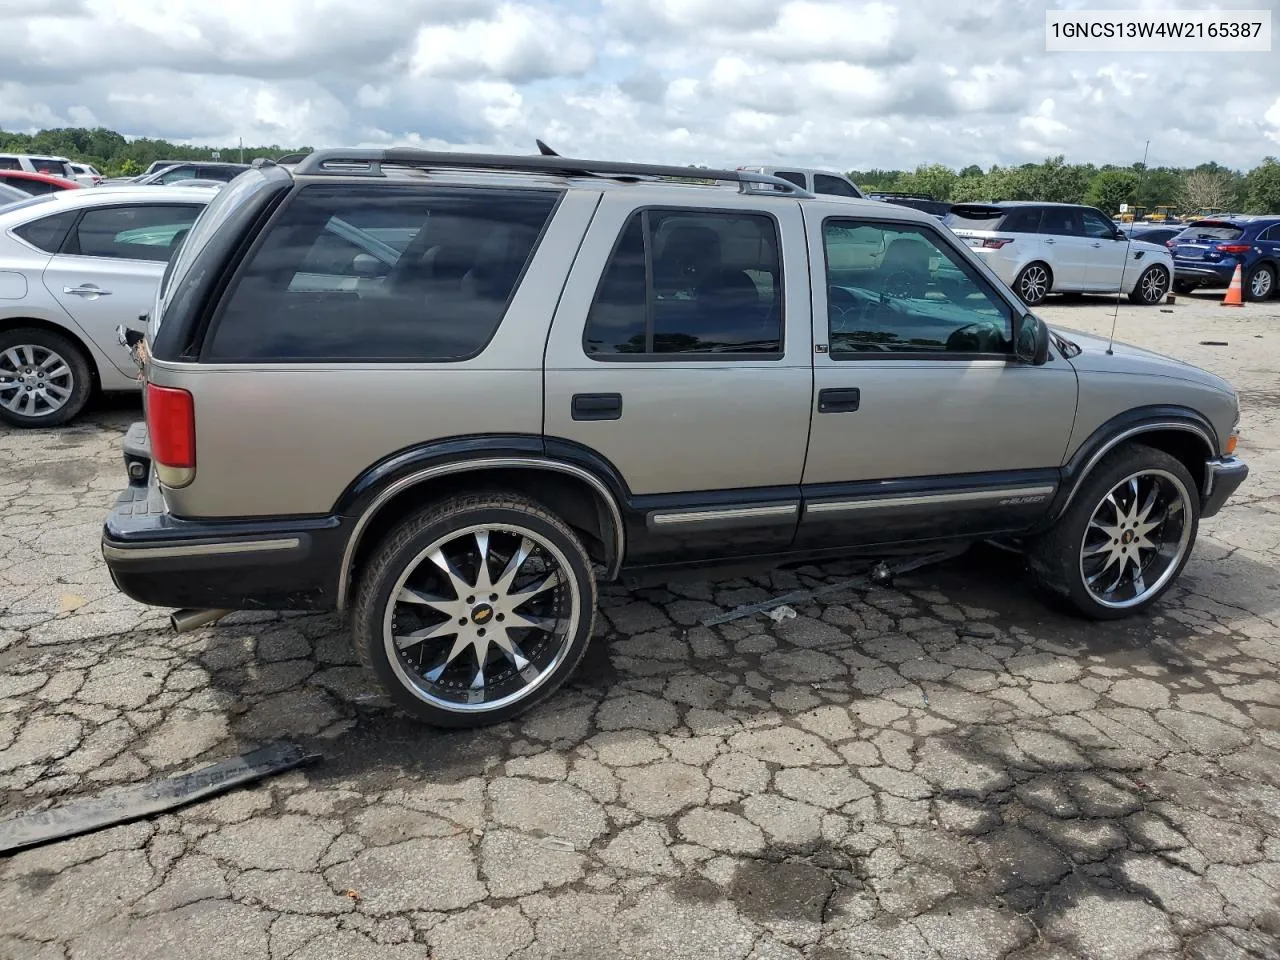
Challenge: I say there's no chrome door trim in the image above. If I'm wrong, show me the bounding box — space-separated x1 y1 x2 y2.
337 457 625 611
805 485 1056 518
102 537 301 561
647 502 799 530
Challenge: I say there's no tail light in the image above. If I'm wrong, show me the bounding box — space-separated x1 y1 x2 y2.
146 383 196 487
982 238 1014 249
1217 243 1251 255
1165 240 1176 249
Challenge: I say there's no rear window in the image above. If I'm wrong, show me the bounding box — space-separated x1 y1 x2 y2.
205 183 560 362
1177 221 1243 242
31 158 73 178
943 206 1005 232
814 174 859 198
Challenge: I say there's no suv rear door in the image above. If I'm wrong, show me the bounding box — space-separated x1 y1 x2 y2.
1035 206 1089 289
543 193 813 565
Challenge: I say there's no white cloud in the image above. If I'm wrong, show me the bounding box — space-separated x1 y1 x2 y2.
0 0 1276 171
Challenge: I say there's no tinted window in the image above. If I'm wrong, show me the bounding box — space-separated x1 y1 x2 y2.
206 184 559 362
31 159 72 178
1177 221 1244 242
943 206 1004 232
1001 208 1042 233
773 171 806 188
1037 207 1081 237
199 166 246 182
815 174 859 197
824 219 1013 357
1262 225 1280 242
69 204 203 261
1082 209 1117 239
157 166 198 183
13 210 78 252
584 209 782 358
7 179 62 197
0 158 21 171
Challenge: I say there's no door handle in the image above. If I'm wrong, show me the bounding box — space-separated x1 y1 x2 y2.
1043 238 1056 245
818 388 861 413
1091 242 1102 248
64 285 112 297
571 393 622 421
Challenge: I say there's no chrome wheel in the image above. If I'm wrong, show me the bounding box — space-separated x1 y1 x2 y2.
1138 266 1169 304
0 344 74 418
1250 266 1274 300
382 523 581 713
1018 265 1049 304
1079 469 1193 610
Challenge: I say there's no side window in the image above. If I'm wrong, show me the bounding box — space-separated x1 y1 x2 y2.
584 209 783 358
1261 225 1280 242
13 211 78 253
206 184 559 362
1038 207 1081 237
159 167 197 183
0 158 21 171
823 219 1013 357
16 180 62 196
814 174 859 198
1001 208 1042 233
773 171 806 188
1082 209 1117 239
68 205 203 261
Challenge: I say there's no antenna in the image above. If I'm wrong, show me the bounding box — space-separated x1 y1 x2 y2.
535 139 559 156
1108 138 1150 355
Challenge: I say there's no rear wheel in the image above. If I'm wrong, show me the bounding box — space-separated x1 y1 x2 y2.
1128 265 1169 305
351 493 597 727
0 328 92 428
1247 263 1275 302
1028 444 1199 620
1014 262 1052 306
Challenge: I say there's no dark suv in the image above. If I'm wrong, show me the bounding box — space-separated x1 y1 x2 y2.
1170 216 1280 300
102 149 1246 727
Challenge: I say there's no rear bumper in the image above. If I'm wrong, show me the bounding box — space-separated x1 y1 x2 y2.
1173 262 1235 285
1201 456 1248 519
102 426 345 610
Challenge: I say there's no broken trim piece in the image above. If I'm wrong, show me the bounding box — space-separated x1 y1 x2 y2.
0 741 320 855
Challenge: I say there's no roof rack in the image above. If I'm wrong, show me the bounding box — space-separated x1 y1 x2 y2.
288 148 814 197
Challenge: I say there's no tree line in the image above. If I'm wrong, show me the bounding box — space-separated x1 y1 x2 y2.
852 156 1280 216
3 125 1279 215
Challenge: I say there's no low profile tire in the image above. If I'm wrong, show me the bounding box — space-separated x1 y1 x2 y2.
0 327 92 428
351 493 597 728
1173 280 1197 296
1027 444 1199 620
1014 262 1052 306
1246 263 1276 302
1128 264 1170 305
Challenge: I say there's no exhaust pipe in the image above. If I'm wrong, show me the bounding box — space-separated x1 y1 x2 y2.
170 608 232 633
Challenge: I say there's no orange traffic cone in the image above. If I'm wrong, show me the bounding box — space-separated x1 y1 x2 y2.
1221 264 1244 307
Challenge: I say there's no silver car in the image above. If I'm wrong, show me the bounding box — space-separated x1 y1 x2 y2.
102 149 1248 727
0 185 215 426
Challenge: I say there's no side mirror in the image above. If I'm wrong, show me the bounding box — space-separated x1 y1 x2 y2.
1015 314 1050 365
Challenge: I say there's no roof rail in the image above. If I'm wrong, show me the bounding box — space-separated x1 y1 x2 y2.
288 148 813 197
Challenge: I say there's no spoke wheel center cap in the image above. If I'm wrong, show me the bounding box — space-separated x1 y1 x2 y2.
1121 530 1135 545
470 603 495 625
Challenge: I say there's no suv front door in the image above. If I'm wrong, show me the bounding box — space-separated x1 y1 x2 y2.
1080 207 1129 291
544 193 813 565
799 209 1078 549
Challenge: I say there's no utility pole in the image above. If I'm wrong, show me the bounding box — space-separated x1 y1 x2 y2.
239 138 244 164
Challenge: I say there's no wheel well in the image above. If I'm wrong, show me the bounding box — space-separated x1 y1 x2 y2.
345 466 618 604
1127 429 1212 496
0 317 101 387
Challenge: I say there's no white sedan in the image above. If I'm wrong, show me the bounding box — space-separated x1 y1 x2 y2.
0 185 217 427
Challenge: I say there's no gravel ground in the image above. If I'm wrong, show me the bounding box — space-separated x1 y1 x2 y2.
1 289 1279 960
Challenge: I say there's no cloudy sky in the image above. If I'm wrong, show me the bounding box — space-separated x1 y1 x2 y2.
2 0 1278 170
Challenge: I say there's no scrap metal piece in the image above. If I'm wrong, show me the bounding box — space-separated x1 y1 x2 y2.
0 741 320 855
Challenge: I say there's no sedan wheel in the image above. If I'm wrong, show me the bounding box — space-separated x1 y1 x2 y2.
0 328 92 428
352 494 597 726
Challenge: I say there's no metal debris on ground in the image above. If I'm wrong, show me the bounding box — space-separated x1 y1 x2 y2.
1200 340 1229 346
0 741 320 855
700 551 957 626
767 605 797 623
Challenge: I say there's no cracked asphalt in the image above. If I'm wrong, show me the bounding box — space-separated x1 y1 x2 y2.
2 292 1279 960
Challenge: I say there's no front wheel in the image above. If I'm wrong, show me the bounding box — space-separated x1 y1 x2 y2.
1027 444 1199 620
351 493 597 727
1014 262 1052 306
1128 265 1170 305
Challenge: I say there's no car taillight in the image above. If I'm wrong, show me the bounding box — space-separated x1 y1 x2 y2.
1165 240 1176 249
982 238 1014 249
1217 243 1251 255
146 383 196 487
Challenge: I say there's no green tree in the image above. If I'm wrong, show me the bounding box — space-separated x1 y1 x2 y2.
949 174 989 203
894 163 957 201
1085 169 1139 215
958 164 982 179
1244 157 1280 214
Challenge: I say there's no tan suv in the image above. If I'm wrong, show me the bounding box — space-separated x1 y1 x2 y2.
103 149 1247 727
